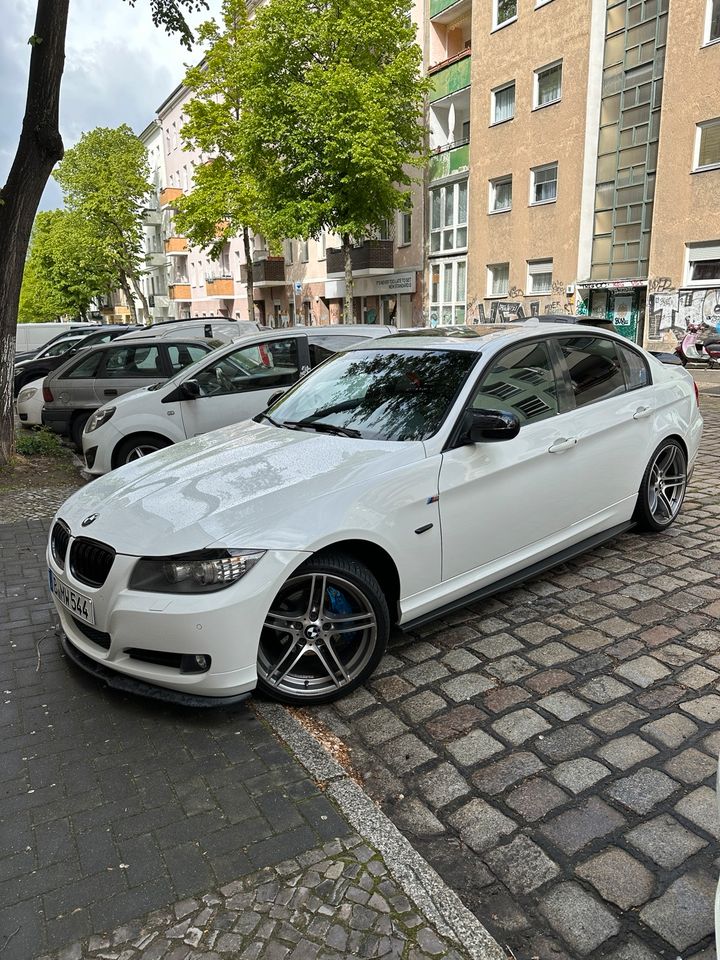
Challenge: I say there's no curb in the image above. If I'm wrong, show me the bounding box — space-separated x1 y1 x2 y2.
255 700 506 960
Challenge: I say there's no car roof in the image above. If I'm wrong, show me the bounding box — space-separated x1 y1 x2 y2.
68 337 215 351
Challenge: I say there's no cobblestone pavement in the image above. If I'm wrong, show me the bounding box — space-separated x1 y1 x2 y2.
0 485 83 523
0 520 475 960
313 396 720 959
36 835 467 960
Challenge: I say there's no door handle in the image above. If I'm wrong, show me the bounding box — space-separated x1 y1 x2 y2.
104 389 118 397
633 406 652 420
548 437 578 454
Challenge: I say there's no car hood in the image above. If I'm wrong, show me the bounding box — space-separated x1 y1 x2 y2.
56 420 426 555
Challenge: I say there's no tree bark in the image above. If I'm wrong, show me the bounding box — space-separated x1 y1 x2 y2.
242 226 256 323
342 233 354 325
0 0 70 465
119 271 139 325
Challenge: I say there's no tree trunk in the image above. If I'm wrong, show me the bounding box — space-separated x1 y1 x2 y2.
129 271 150 324
119 271 138 325
242 227 256 323
342 233 354 325
0 0 70 465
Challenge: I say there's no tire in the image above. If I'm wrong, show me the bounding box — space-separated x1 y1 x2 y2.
633 439 688 533
256 552 389 705
114 433 172 467
70 412 92 450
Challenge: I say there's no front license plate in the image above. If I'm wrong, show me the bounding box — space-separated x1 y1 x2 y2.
48 569 95 625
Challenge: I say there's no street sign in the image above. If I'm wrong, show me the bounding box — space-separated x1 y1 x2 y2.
294 281 302 294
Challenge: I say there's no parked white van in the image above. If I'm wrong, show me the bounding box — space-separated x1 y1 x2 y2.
82 325 396 474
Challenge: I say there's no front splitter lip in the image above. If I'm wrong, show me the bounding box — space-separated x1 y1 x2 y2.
60 633 252 709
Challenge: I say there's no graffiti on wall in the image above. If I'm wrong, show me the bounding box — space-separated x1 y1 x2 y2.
648 284 720 339
471 281 575 324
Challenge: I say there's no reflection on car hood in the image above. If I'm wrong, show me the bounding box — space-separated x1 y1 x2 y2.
56 420 425 555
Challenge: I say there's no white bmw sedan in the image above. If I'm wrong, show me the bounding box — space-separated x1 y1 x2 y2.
47 324 702 706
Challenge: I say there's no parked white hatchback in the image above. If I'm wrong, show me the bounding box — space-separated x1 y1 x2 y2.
49 323 702 706
15 378 46 428
81 325 395 474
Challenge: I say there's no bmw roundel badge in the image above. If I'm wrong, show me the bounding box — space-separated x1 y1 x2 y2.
81 514 98 527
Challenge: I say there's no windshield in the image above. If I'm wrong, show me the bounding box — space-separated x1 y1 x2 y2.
269 348 478 441
37 336 85 358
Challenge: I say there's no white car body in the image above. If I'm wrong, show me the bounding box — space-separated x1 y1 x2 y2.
82 325 396 475
49 323 702 705
15 377 46 428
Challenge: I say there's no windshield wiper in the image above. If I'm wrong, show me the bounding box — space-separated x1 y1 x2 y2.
254 411 282 427
281 420 362 438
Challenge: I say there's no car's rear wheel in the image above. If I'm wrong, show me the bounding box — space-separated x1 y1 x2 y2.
633 439 687 532
256 553 389 704
114 433 172 467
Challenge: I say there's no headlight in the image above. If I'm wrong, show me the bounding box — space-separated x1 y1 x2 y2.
129 549 265 594
85 407 116 433
17 386 38 404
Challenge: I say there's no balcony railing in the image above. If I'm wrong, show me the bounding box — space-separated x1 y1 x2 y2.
430 0 469 17
429 51 472 103
240 256 286 286
429 142 470 182
326 240 394 277
169 283 191 301
205 277 234 297
165 237 188 254
159 187 184 207
429 46 472 76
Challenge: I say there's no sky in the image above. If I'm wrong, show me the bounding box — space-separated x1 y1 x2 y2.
0 0 221 210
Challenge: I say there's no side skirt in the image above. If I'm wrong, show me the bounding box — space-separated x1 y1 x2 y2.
400 521 634 632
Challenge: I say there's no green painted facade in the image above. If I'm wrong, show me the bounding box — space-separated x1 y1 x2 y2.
429 56 471 103
430 0 462 15
429 143 470 182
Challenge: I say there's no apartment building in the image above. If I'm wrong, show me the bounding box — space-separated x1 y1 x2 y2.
138 120 171 324
428 0 720 346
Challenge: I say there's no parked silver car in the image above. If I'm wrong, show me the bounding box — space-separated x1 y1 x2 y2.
42 338 216 447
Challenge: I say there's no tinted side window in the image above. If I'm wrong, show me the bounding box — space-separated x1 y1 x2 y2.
559 336 626 407
618 343 650 390
102 345 163 378
194 339 300 397
65 352 104 379
471 341 559 425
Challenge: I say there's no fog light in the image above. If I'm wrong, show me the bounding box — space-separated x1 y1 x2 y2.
180 653 211 674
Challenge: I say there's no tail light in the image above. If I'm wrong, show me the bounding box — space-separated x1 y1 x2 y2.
42 386 54 403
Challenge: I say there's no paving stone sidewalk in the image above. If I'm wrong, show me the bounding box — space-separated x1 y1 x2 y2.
313 396 720 959
0 520 478 960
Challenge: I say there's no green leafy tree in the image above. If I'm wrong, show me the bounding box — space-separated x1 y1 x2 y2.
236 0 430 322
175 0 272 323
0 0 206 465
53 125 154 324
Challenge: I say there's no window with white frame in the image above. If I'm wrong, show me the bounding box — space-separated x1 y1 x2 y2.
171 122 178 150
430 259 467 324
695 119 720 170
300 240 309 263
400 212 412 245
430 180 468 253
686 241 720 284
493 0 517 29
527 259 553 294
530 162 558 204
317 233 327 260
487 262 510 297
489 176 512 213
534 61 563 108
491 82 515 124
284 240 294 264
706 0 720 43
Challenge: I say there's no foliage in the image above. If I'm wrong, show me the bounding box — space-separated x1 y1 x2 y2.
15 427 63 456
235 0 431 244
18 250 67 324
122 0 209 49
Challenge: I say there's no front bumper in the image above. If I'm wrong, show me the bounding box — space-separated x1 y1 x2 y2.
82 421 124 476
48 531 310 701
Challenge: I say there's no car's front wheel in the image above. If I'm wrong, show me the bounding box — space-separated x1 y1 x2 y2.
114 434 172 467
633 438 688 532
256 553 389 704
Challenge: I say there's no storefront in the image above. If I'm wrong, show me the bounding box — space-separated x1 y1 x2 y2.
324 272 420 328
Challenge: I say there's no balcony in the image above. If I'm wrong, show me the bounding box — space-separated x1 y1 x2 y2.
430 141 470 182
429 51 471 104
205 277 234 297
160 187 183 207
430 0 471 18
146 251 167 267
143 205 162 225
240 256 286 287
325 240 394 278
169 283 191 301
165 237 188 254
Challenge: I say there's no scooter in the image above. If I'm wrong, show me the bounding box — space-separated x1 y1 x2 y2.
703 335 720 365
675 323 720 368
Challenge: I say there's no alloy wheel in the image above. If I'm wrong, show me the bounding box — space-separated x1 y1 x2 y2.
647 443 686 525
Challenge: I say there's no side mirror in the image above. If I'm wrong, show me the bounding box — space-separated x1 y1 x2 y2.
463 407 520 443
267 389 286 407
181 379 201 399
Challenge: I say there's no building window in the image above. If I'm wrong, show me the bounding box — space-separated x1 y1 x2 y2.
530 162 558 204
534 61 563 108
686 242 720 284
430 259 467 324
695 119 720 170
705 0 720 43
376 219 391 241
493 0 517 29
491 82 515 125
300 240 309 263
171 122 178 150
489 176 512 213
527 259 553 294
400 212 412 246
430 180 468 253
318 233 327 261
488 262 510 297
285 240 294 264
